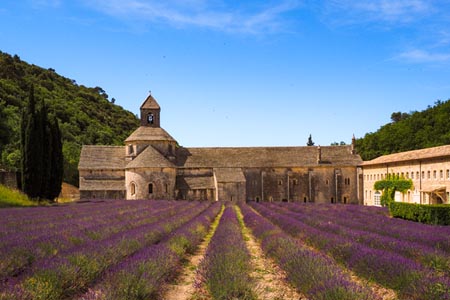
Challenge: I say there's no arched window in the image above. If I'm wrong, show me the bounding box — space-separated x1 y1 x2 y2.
148 183 153 194
130 182 136 196
147 113 154 124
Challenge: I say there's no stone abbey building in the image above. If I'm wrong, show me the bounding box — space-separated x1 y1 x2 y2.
79 95 363 203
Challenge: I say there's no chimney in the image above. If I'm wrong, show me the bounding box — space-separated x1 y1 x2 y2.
351 134 356 155
317 145 322 164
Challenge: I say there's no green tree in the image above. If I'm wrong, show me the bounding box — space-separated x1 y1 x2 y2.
21 87 63 201
374 174 413 206
46 115 63 200
0 100 10 156
21 86 44 199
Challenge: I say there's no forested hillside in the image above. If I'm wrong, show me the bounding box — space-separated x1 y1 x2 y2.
356 99 450 161
0 51 139 186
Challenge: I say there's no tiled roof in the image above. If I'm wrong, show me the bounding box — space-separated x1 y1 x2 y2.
79 178 125 191
125 126 176 143
214 168 246 182
78 146 126 170
126 146 175 169
176 176 215 190
176 145 361 168
362 145 450 166
140 94 160 110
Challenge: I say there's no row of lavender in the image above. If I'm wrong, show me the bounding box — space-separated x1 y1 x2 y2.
0 200 217 299
250 202 450 300
80 202 222 300
239 203 374 300
197 206 256 299
0 200 196 282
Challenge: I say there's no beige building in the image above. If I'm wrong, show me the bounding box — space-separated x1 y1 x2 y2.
79 94 363 203
362 146 450 206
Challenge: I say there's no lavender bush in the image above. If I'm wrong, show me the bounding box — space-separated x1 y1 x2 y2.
240 203 373 300
81 202 222 300
251 202 450 300
198 205 256 300
0 201 211 299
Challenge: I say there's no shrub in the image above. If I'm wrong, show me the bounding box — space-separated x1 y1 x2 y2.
389 202 450 225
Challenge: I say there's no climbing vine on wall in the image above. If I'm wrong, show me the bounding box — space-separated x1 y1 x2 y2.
374 174 413 206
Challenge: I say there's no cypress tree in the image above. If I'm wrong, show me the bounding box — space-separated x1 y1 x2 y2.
40 101 52 199
46 116 63 201
21 87 63 201
21 86 44 199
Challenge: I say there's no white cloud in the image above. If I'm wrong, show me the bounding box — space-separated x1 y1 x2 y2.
396 49 450 63
324 0 433 24
83 0 302 34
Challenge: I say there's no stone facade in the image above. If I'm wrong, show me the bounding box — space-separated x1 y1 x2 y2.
363 146 450 206
79 94 363 203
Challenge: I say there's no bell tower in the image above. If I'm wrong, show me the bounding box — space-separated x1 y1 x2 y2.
140 93 161 127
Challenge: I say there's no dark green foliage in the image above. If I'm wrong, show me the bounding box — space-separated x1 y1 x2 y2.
389 202 450 225
21 86 44 199
21 86 64 201
374 174 413 206
46 116 63 200
356 99 450 160
0 100 10 156
0 51 139 185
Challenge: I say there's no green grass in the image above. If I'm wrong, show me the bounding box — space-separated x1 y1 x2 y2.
0 184 37 207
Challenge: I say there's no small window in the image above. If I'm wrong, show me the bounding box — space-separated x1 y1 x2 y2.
148 183 153 194
447 169 450 179
278 180 283 186
411 172 414 179
427 171 431 179
374 191 381 206
293 179 298 185
433 170 437 179
422 171 425 179
440 170 443 180
326 179 329 185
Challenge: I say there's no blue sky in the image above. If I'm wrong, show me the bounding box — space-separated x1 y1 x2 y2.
1 0 450 147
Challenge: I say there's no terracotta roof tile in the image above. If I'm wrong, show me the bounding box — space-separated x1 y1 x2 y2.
140 94 160 110
362 145 450 166
214 168 246 182
79 178 125 191
126 146 175 169
177 145 361 168
78 146 126 170
176 176 215 190
125 126 176 143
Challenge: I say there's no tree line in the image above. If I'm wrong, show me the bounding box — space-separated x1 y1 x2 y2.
0 51 139 186
355 99 450 161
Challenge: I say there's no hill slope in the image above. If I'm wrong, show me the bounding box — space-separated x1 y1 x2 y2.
0 51 139 186
356 99 450 161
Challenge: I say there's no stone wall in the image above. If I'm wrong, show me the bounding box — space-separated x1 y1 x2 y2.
0 171 19 189
126 167 176 200
243 166 359 203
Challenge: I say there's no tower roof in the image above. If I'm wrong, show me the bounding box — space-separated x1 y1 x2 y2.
140 94 160 110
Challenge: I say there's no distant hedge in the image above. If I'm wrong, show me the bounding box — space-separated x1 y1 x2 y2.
389 202 450 225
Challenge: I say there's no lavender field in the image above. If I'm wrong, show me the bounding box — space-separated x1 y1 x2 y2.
0 200 449 300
